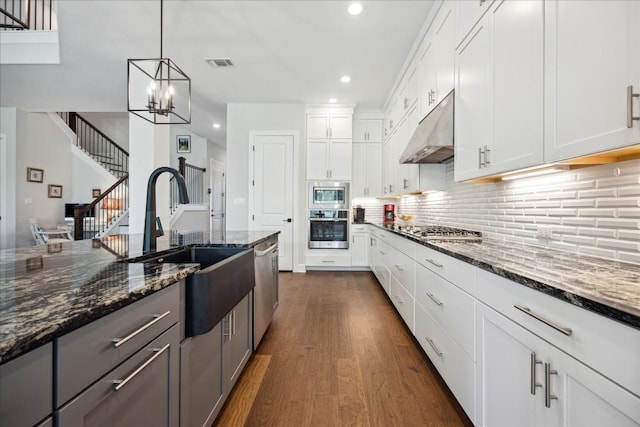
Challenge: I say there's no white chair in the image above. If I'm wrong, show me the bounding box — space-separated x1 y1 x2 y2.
29 218 73 246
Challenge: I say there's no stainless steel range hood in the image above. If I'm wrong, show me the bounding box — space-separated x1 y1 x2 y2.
400 90 454 164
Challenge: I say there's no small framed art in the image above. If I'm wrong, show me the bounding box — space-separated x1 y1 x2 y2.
177 135 191 153
27 167 44 183
48 184 63 198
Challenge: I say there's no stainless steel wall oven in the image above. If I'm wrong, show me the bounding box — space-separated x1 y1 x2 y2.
308 209 349 249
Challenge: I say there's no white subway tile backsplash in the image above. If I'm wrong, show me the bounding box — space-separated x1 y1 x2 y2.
384 158 640 265
596 238 638 252
617 208 640 218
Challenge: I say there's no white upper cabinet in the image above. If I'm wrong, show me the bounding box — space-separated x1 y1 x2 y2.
454 16 492 182
306 111 353 180
306 114 352 139
434 2 456 106
489 0 544 173
418 2 456 121
353 119 383 143
455 0 543 181
352 142 383 198
456 0 495 47
544 0 640 162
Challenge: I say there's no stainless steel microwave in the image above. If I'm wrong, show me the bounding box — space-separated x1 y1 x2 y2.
308 181 349 210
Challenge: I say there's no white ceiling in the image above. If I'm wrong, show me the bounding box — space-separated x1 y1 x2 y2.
0 0 434 146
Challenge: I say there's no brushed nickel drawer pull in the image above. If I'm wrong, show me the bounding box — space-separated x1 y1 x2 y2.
425 258 443 268
544 362 558 408
113 311 171 348
426 292 443 306
628 85 639 128
530 352 542 395
514 304 572 336
113 343 170 391
394 264 404 272
426 338 443 356
394 295 404 305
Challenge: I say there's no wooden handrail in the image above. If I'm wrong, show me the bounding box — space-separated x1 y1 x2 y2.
74 174 129 240
75 113 129 156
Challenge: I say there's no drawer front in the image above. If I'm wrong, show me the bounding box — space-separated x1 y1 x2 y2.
414 244 476 296
376 239 393 271
373 263 391 296
390 274 414 333
415 304 475 422
57 283 180 406
306 254 351 267
389 248 415 296
0 343 52 427
415 263 475 358
386 231 416 259
57 324 180 427
477 269 640 397
351 224 368 233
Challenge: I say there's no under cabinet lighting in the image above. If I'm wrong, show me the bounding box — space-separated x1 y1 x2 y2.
340 75 351 83
213 123 221 129
501 165 570 181
329 98 337 103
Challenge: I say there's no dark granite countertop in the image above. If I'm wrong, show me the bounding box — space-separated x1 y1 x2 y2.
368 223 640 330
0 230 279 364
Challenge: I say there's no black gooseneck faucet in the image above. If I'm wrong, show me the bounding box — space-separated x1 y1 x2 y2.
143 166 189 254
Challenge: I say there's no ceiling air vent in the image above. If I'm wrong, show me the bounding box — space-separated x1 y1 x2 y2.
205 58 235 68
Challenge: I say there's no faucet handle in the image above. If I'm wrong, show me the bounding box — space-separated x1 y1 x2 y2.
155 217 164 237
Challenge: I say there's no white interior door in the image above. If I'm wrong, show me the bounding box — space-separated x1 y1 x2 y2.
209 159 225 241
252 133 294 271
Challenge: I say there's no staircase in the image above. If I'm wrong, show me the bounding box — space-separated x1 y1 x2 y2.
58 112 129 239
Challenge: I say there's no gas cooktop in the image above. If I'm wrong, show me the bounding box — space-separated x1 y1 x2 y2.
391 225 483 242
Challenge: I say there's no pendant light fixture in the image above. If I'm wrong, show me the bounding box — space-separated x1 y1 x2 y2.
127 0 191 124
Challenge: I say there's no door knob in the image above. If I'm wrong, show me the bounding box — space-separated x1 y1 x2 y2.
283 218 292 223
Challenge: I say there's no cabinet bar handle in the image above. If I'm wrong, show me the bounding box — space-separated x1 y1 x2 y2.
425 258 443 268
628 85 639 128
544 363 558 408
232 310 236 336
514 304 572 336
478 147 484 168
112 311 171 348
379 251 386 256
426 338 443 356
322 260 336 263
394 264 404 272
394 295 404 304
530 352 542 395
426 292 443 306
113 343 170 391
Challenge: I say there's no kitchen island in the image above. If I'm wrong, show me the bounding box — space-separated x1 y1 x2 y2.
0 230 278 427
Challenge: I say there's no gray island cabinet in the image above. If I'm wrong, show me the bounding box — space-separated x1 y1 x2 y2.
1 230 278 427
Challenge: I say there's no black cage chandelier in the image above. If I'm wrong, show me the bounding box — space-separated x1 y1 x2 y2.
127 0 191 124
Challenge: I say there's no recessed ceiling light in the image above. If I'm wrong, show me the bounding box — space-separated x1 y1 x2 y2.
348 2 363 15
340 75 351 83
329 98 337 103
213 123 221 129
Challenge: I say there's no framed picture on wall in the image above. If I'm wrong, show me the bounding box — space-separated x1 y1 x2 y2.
48 184 63 198
177 135 191 153
92 188 101 198
27 167 44 183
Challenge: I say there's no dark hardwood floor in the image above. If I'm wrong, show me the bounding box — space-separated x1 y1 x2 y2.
214 271 473 427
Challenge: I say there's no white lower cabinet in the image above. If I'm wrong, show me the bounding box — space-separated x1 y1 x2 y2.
389 273 414 332
415 304 475 421
476 301 640 427
351 225 369 267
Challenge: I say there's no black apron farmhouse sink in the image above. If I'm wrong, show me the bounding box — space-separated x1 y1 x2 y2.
128 246 255 337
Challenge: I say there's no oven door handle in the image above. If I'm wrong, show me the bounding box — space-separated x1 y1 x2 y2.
309 218 348 222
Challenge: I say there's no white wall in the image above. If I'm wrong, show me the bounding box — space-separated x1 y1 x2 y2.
70 146 117 203
226 103 306 271
15 111 73 247
0 107 17 248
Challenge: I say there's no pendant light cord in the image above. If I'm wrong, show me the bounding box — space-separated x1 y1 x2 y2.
160 0 163 58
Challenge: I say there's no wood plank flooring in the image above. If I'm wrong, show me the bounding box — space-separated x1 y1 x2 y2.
213 271 472 427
